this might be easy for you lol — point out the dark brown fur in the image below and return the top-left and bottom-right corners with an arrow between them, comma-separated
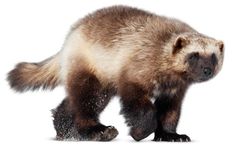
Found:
55,64 -> 118,140
119,79 -> 157,141
153,80 -> 190,141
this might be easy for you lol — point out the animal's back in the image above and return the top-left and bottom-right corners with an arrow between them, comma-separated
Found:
77,5 -> 194,47
60,6 -> 194,84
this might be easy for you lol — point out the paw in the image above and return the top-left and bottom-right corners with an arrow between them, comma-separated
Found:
153,132 -> 191,142
56,125 -> 118,141
130,126 -> 155,141
95,126 -> 119,141
82,125 -> 119,141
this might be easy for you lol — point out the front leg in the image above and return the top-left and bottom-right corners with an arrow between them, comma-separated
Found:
119,82 -> 157,141
154,93 -> 191,142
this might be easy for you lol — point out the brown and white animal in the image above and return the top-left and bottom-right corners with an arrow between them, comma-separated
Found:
7,5 -> 224,141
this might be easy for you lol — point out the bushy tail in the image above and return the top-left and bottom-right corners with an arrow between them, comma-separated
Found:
7,54 -> 61,92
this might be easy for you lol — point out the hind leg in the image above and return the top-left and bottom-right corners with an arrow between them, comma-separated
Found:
53,99 -> 77,140
53,68 -> 118,141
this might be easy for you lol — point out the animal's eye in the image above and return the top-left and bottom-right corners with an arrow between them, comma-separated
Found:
211,53 -> 218,66
189,52 -> 199,61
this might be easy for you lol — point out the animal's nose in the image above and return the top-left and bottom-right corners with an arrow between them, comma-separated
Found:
203,67 -> 212,77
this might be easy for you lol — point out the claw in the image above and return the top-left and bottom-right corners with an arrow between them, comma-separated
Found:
108,126 -> 114,129
153,132 -> 191,142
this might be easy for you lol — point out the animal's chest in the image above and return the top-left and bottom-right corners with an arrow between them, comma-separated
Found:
151,81 -> 179,98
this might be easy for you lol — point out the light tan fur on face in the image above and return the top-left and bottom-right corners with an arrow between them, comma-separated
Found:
171,33 -> 224,76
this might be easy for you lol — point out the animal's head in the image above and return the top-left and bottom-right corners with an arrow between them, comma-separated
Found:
172,33 -> 224,82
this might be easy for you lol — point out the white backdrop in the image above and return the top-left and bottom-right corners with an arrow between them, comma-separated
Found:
0,0 -> 235,149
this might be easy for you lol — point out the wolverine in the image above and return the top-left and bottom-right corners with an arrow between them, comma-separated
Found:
7,5 -> 224,142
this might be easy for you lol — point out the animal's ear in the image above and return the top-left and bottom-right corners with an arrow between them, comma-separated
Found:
172,36 -> 189,54
216,40 -> 224,53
